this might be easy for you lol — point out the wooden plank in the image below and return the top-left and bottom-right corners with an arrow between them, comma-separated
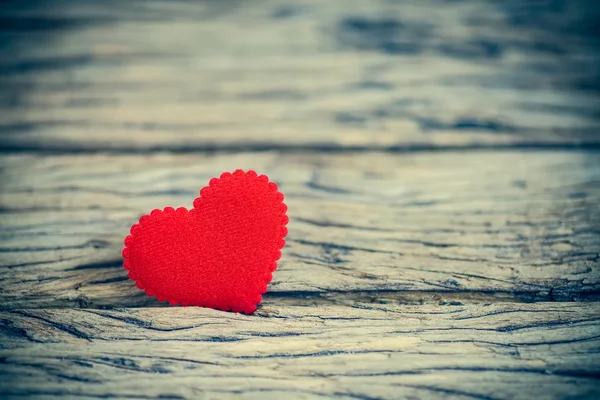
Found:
1,303 -> 599,399
1,0 -> 599,151
1,151 -> 599,309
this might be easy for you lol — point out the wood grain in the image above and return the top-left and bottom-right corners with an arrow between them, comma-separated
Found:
1,151 -> 598,309
1,303 -> 599,399
1,0 -> 599,152
1,1 -> 599,398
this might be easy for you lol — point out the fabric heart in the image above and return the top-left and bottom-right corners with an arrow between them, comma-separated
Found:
122,170 -> 288,314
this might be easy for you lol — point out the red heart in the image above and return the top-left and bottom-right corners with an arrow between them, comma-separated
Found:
122,170 -> 288,314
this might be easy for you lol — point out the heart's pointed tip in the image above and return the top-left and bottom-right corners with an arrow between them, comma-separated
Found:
241,302 -> 259,315
230,305 -> 244,313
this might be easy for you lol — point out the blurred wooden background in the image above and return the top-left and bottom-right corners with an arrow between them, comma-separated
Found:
1,0 -> 599,399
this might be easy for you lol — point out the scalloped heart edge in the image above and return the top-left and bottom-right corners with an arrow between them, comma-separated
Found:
122,169 -> 289,314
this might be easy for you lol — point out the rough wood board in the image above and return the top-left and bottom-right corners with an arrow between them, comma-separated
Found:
1,1 -> 599,398
1,151 -> 598,309
1,0 -> 599,151
1,303 -> 599,399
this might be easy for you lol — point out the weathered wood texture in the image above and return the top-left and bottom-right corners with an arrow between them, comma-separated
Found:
1,0 -> 599,151
1,151 -> 599,309
1,0 -> 600,398
1,303 -> 600,399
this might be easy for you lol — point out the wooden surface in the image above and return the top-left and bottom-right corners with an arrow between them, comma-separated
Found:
1,0 -> 600,399
1,151 -> 600,310
2,304 -> 600,399
1,0 -> 600,152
